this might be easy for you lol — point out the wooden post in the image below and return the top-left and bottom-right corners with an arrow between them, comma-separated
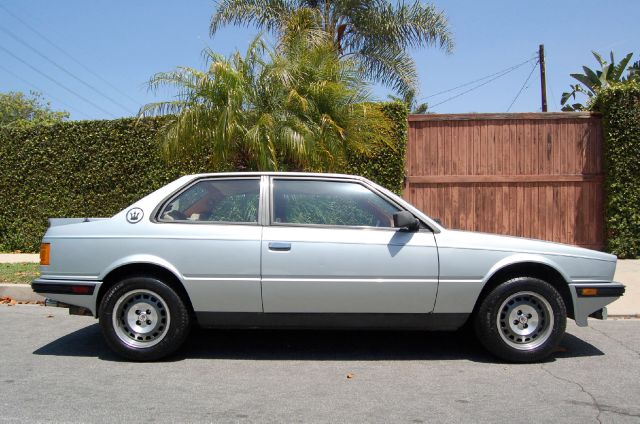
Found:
539,44 -> 548,112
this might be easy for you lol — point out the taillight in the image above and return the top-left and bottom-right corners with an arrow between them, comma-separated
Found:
40,243 -> 50,265
71,285 -> 92,294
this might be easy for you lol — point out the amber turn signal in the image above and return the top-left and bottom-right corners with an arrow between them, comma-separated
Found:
580,288 -> 598,296
40,243 -> 50,266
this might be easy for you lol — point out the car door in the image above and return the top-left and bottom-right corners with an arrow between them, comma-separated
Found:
153,177 -> 264,313
261,177 -> 439,313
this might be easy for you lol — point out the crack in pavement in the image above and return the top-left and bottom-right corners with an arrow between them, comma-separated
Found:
589,325 -> 640,356
541,364 -> 640,421
568,401 -> 640,419
541,364 -> 603,423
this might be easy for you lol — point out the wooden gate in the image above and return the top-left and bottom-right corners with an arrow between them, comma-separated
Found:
405,112 -> 604,250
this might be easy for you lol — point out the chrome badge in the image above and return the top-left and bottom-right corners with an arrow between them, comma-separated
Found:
126,207 -> 144,224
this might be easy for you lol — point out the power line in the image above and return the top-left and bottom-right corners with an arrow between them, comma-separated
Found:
419,56 -> 537,102
506,59 -> 539,112
0,63 -> 91,119
0,25 -> 135,115
0,44 -> 118,118
0,3 -> 141,108
428,61 -> 535,110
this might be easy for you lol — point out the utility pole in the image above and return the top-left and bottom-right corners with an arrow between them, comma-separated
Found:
539,44 -> 548,112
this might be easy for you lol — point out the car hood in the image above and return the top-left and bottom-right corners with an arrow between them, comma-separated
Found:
435,229 -> 617,262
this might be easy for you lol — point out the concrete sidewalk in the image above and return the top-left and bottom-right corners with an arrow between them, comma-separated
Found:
608,259 -> 639,316
0,253 -> 39,263
0,254 -> 40,302
0,254 -> 637,316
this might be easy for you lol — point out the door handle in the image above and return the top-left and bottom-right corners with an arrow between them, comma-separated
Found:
268,242 -> 291,251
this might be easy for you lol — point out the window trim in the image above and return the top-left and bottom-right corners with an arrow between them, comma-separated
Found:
152,176 -> 264,226
268,176 -> 409,231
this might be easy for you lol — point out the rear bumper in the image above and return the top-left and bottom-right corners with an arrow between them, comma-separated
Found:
32,278 -> 101,317
32,281 -> 97,295
569,282 -> 625,326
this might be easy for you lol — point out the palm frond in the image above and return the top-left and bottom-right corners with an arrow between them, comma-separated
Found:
337,0 -> 453,53
612,53 -> 634,81
210,0 -> 294,36
354,45 -> 418,97
138,100 -> 188,118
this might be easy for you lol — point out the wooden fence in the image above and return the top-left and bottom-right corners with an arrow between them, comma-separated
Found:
404,112 -> 604,250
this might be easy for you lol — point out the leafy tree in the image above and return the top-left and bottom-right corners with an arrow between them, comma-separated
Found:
561,51 -> 635,111
0,91 -> 69,128
210,0 -> 453,100
140,26 -> 391,172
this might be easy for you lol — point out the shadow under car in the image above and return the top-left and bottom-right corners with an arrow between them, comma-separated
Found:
33,323 -> 604,363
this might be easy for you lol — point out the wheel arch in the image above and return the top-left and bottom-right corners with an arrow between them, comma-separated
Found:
97,261 -> 195,321
473,257 -> 574,319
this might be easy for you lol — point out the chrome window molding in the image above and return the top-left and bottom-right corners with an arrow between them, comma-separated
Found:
151,176 -> 263,226
267,176 -> 426,231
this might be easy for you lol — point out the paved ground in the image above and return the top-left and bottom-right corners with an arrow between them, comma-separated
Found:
1,305 -> 639,423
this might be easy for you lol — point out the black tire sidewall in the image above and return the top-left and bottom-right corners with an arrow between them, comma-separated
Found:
99,276 -> 191,361
475,277 -> 566,363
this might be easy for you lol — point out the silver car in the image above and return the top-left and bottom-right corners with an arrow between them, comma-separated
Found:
32,173 -> 625,362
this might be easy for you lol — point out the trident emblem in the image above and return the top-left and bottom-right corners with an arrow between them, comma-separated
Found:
126,207 -> 144,223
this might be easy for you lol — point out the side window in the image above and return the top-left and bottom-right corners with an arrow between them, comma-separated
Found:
272,179 -> 400,227
159,179 -> 260,223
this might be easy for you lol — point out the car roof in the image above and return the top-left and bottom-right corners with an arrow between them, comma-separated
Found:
185,172 -> 368,181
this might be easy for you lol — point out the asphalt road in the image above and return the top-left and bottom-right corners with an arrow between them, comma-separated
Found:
1,305 -> 639,423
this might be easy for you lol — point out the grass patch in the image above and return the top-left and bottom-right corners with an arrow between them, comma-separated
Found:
0,263 -> 40,284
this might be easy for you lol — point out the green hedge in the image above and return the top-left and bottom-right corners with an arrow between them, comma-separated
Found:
593,82 -> 640,258
0,102 -> 407,252
345,102 -> 407,194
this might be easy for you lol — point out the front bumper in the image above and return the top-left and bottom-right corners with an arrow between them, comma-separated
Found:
32,278 -> 102,317
569,282 -> 625,326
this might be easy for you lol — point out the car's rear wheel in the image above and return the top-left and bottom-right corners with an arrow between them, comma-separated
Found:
99,276 -> 191,361
474,277 -> 566,362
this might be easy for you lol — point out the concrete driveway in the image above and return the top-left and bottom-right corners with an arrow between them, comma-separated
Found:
1,305 -> 638,423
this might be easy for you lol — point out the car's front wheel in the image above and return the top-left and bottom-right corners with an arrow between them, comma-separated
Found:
474,277 -> 566,362
99,276 -> 191,361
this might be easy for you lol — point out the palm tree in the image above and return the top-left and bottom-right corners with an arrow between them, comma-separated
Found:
139,29 -> 391,171
561,51 -> 634,111
210,0 -> 453,100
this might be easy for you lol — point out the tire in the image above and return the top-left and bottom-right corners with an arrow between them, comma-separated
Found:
99,276 -> 191,361
474,277 -> 566,363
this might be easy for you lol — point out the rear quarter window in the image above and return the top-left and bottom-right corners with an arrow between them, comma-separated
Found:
159,179 -> 260,223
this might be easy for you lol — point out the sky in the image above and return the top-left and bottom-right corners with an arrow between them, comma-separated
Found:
0,0 -> 638,120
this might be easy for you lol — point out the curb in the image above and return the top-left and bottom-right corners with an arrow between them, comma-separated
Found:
0,284 -> 44,303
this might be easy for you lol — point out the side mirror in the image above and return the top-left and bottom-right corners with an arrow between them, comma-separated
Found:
393,211 -> 420,232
